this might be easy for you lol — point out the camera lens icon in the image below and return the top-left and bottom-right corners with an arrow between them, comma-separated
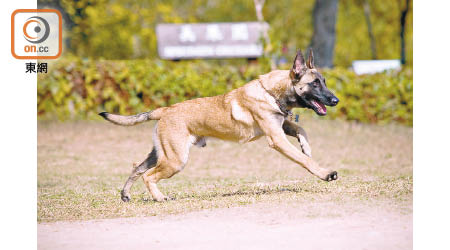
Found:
23,16 -> 50,44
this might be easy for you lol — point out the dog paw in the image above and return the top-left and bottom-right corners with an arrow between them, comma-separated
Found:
121,190 -> 131,202
154,195 -> 174,202
325,171 -> 338,182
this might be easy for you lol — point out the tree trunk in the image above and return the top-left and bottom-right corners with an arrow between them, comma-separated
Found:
400,0 -> 410,65
363,0 -> 377,59
253,0 -> 276,70
310,0 -> 339,68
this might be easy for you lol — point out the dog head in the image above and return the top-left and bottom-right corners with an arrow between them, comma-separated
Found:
289,49 -> 339,116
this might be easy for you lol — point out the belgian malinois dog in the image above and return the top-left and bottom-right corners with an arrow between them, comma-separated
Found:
100,49 -> 339,202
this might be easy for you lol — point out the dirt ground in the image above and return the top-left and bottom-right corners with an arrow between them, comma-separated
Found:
38,201 -> 412,250
38,117 -> 412,249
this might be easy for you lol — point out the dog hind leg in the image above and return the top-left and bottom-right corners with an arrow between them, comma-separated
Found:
120,147 -> 158,202
141,123 -> 194,201
142,162 -> 182,202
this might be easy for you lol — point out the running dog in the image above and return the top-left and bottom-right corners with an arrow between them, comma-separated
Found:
100,49 -> 339,202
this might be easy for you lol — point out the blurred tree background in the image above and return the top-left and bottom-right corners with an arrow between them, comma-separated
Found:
37,0 -> 413,125
38,0 -> 412,66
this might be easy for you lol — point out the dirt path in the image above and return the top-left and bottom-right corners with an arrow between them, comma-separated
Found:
38,201 -> 412,250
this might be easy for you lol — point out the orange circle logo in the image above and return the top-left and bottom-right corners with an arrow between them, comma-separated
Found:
23,16 -> 50,44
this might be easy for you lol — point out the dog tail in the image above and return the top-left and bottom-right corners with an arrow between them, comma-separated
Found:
99,107 -> 167,126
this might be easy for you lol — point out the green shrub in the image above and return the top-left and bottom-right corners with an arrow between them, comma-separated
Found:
322,67 -> 413,125
38,58 -> 412,126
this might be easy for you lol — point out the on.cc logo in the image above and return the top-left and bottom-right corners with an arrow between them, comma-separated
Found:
23,16 -> 50,44
11,9 -> 62,59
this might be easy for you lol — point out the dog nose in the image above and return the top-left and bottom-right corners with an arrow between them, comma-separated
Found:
330,97 -> 339,105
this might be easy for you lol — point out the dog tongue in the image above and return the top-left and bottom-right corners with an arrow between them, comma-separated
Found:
312,100 -> 327,114
318,102 -> 326,113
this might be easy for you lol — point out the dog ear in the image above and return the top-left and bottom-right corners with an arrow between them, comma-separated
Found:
307,48 -> 315,69
291,50 -> 306,79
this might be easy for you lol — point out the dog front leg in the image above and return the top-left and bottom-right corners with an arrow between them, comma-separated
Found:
260,117 -> 337,181
282,120 -> 312,157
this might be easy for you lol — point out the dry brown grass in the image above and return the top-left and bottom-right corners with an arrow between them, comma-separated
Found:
37,116 -> 412,222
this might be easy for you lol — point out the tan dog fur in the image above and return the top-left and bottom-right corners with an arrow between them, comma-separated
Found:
100,49 -> 338,202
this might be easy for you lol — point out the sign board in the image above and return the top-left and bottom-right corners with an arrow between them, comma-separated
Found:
352,60 -> 401,75
156,22 -> 267,59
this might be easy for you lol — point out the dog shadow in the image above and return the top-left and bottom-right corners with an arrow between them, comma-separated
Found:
138,184 -> 326,203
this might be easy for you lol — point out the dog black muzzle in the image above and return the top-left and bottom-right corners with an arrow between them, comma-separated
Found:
329,96 -> 339,106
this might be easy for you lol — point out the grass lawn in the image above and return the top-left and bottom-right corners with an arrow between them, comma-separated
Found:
37,116 -> 412,222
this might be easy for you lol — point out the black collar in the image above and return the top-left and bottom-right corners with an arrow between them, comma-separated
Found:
258,79 -> 292,117
275,99 -> 292,117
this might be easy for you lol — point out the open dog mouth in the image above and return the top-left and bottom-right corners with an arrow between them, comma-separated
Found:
311,99 -> 327,116
293,93 -> 329,116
